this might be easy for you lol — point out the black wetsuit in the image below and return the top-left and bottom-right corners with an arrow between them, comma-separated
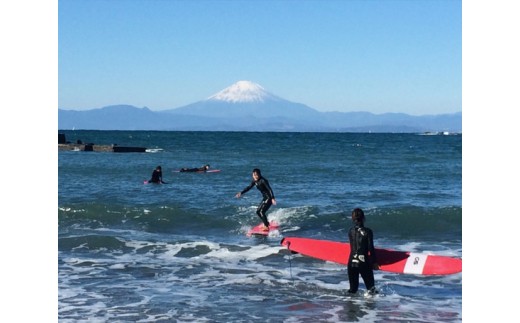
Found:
240,176 -> 275,227
347,224 -> 377,293
149,170 -> 164,183
180,167 -> 205,172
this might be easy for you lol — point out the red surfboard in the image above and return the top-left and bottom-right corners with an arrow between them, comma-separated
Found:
247,222 -> 280,237
280,237 -> 461,275
173,169 -> 221,173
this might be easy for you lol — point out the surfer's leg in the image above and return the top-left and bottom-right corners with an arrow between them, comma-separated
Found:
256,200 -> 272,228
347,265 -> 359,293
360,265 -> 376,292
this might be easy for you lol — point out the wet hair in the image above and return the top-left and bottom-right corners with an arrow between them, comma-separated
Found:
156,166 -> 162,170
352,208 -> 365,223
252,168 -> 261,176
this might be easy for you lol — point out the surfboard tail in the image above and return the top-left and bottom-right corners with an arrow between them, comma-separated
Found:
247,222 -> 280,237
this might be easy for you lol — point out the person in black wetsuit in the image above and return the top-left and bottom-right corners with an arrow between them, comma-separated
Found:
149,165 -> 167,184
235,168 -> 277,231
180,164 -> 210,172
347,208 -> 379,295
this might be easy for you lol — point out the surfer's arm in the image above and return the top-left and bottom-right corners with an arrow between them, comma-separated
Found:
262,178 -> 276,201
269,186 -> 277,205
367,229 -> 378,268
236,181 -> 254,198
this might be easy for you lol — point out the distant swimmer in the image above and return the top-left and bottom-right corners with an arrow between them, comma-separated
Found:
148,165 -> 167,184
235,168 -> 276,231
180,164 -> 210,172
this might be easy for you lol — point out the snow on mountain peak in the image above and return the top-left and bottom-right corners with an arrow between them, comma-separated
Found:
207,80 -> 279,103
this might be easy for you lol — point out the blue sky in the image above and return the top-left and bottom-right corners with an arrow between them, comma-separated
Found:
58,0 -> 461,115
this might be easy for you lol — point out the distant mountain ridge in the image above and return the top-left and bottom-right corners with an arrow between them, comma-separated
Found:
58,81 -> 461,132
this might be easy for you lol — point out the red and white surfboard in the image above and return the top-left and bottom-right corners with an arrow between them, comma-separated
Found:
280,237 -> 461,275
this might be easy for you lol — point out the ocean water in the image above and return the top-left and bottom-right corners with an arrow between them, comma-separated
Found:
58,131 -> 462,322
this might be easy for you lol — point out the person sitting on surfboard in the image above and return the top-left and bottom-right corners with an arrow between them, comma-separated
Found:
148,165 -> 167,184
347,208 -> 379,295
235,168 -> 276,231
180,164 -> 210,172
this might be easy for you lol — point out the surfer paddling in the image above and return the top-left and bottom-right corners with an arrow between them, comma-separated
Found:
180,164 -> 210,172
347,208 -> 379,295
235,168 -> 276,231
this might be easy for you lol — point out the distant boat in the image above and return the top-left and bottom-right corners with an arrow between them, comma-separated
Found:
112,146 -> 147,153
419,131 -> 457,136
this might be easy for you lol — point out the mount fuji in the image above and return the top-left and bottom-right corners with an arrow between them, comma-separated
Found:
166,80 -> 322,124
207,80 -> 282,103
58,80 -> 462,132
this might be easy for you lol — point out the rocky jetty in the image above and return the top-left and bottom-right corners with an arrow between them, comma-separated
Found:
58,133 -> 146,152
58,143 -> 114,152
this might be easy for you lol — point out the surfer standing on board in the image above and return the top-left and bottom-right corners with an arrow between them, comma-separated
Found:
347,208 -> 379,295
148,165 -> 167,184
235,168 -> 276,231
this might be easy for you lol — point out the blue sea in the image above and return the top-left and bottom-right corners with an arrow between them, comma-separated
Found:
58,131 -> 462,322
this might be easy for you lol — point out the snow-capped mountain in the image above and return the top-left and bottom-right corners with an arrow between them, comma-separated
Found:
168,81 -> 321,121
207,80 -> 282,103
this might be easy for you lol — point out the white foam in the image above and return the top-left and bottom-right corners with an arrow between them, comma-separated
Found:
205,244 -> 282,262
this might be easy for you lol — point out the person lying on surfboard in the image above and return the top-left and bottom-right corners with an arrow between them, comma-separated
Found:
180,164 -> 210,172
148,165 -> 167,184
235,168 -> 276,231
348,208 -> 379,295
